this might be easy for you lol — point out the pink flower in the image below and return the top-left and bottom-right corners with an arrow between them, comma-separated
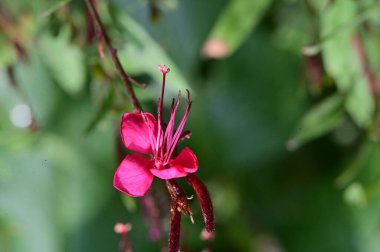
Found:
113,65 -> 199,197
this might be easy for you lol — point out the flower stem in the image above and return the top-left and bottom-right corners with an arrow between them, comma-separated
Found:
168,201 -> 181,252
166,179 -> 193,222
83,0 -> 142,112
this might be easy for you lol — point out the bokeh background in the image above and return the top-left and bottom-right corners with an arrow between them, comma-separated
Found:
2,0 -> 380,251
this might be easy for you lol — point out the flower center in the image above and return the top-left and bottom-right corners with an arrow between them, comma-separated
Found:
154,159 -> 165,170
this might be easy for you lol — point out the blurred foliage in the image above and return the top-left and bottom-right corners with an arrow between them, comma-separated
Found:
2,0 -> 380,252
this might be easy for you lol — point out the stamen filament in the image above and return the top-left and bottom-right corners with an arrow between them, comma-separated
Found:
165,90 -> 192,163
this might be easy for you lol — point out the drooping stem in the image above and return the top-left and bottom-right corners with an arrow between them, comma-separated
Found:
168,201 -> 181,252
187,174 -> 214,232
83,0 -> 142,112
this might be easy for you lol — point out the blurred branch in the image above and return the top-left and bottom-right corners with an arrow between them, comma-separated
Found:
83,0 -> 142,112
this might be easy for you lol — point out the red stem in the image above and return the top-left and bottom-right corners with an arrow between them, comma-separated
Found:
168,201 -> 181,252
83,0 -> 142,112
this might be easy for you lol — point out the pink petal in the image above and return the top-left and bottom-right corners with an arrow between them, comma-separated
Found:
170,147 -> 199,173
150,166 -> 187,179
114,154 -> 154,197
121,113 -> 157,154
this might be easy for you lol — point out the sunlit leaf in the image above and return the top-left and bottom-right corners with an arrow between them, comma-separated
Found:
321,0 -> 374,127
344,182 -> 367,208
202,0 -> 272,58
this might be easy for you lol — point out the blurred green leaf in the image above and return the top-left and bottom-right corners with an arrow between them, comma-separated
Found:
14,51 -> 63,127
40,0 -> 72,18
116,13 -> 191,97
85,86 -> 115,134
336,140 -> 378,188
307,0 -> 329,15
344,182 -> 367,208
0,36 -> 17,68
288,94 -> 344,150
39,27 -> 86,96
345,76 -> 374,127
321,0 -> 357,92
321,0 -> 374,127
121,194 -> 137,212
203,0 -> 272,58
41,134 -> 110,233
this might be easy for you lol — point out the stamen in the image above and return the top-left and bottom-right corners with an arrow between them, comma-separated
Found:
165,90 -> 192,163
156,98 -> 163,155
157,65 -> 170,125
164,91 -> 181,155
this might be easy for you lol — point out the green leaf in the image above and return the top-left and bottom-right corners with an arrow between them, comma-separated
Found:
115,13 -> 191,97
344,182 -> 367,208
345,77 -> 374,127
0,35 -> 17,68
321,0 -> 374,127
321,0 -> 358,92
14,51 -> 63,127
336,141 -> 378,187
39,27 -> 86,96
85,86 -> 115,134
287,94 -> 344,150
203,0 -> 272,58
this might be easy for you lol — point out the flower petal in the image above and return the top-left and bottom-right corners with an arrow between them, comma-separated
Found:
114,154 -> 154,197
170,147 -> 199,173
121,112 -> 157,154
150,166 -> 187,179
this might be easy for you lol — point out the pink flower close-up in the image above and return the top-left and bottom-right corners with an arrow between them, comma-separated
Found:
113,65 -> 199,197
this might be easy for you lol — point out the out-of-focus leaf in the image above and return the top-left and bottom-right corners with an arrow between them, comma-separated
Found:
121,194 -> 137,212
345,77 -> 374,127
40,134 -> 110,233
287,94 -> 344,150
321,0 -> 357,91
85,86 -> 115,134
0,131 -> 111,252
115,12 -> 191,97
337,140 -> 380,202
321,0 -> 374,127
0,36 -> 17,68
344,182 -> 367,208
202,0 -> 272,58
40,0 -> 72,18
362,28 -> 380,78
14,51 -> 62,127
336,141 -> 377,187
39,27 -> 85,96
307,0 -> 329,15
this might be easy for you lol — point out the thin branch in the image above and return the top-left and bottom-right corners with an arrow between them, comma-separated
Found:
83,0 -> 142,112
